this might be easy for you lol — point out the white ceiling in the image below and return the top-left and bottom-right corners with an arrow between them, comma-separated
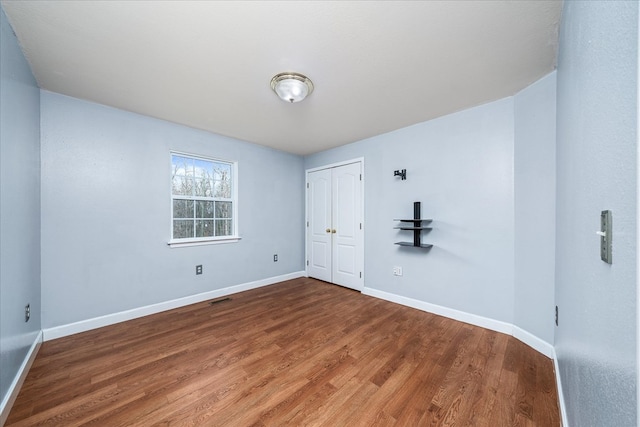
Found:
1,1 -> 561,156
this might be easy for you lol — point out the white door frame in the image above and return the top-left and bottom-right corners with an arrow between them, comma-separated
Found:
305,157 -> 365,288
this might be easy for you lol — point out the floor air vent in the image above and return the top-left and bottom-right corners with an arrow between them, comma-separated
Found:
209,297 -> 231,305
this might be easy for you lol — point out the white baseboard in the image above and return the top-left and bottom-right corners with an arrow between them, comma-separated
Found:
0,330 -> 42,426
43,271 -> 305,341
553,349 -> 570,427
362,287 -> 513,335
362,288 -> 556,356
512,325 -> 555,358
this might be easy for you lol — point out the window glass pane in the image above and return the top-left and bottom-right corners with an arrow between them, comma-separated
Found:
173,199 -> 193,218
215,201 -> 232,218
173,220 -> 194,239
213,163 -> 231,181
204,180 -> 214,197
215,219 -> 232,236
172,176 -> 193,196
194,178 -> 212,197
194,158 -> 214,180
196,220 -> 214,237
214,180 -> 231,198
196,201 -> 214,218
172,155 -> 193,176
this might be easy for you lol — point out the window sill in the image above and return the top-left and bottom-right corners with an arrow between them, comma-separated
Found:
168,236 -> 241,248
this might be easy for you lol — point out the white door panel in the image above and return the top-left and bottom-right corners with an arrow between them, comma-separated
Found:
311,241 -> 329,267
307,169 -> 331,282
336,244 -> 356,274
332,163 -> 361,290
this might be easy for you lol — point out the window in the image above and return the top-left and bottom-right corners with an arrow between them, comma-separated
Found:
170,152 -> 238,246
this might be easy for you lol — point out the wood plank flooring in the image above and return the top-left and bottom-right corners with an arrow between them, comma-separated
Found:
6,278 -> 560,426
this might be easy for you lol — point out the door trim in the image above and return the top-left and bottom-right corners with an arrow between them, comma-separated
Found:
305,157 -> 365,287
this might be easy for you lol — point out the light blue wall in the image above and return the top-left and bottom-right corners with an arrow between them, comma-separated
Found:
555,1 -> 638,426
306,75 -> 559,345
0,8 -> 41,407
40,91 -> 305,329
306,98 -> 517,324
514,72 -> 557,344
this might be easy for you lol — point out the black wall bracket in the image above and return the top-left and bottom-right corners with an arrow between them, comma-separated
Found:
394,169 -> 407,180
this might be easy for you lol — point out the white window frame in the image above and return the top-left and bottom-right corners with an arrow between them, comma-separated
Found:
168,151 -> 240,248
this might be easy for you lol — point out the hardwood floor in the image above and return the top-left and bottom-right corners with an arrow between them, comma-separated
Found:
6,278 -> 560,426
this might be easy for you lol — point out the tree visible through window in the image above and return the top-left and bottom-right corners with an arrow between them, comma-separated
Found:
171,153 -> 235,241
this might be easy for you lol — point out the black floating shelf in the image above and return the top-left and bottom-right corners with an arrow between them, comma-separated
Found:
393,226 -> 432,230
395,242 -> 433,248
394,202 -> 433,249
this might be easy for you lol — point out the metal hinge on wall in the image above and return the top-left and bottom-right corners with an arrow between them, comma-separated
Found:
307,183 -> 309,189
306,260 -> 309,266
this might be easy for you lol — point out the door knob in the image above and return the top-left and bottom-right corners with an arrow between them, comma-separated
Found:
332,229 -> 337,234
326,228 -> 331,233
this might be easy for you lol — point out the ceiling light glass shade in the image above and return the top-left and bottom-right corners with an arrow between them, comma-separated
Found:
270,72 -> 314,103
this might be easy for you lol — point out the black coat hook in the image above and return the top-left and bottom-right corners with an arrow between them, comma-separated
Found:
394,169 -> 407,180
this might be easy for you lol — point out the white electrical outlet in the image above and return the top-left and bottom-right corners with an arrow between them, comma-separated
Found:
393,266 -> 403,276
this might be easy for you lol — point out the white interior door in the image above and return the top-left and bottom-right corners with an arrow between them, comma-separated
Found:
307,162 -> 363,291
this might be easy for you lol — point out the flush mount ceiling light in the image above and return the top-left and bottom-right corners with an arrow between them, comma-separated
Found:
270,72 -> 314,103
